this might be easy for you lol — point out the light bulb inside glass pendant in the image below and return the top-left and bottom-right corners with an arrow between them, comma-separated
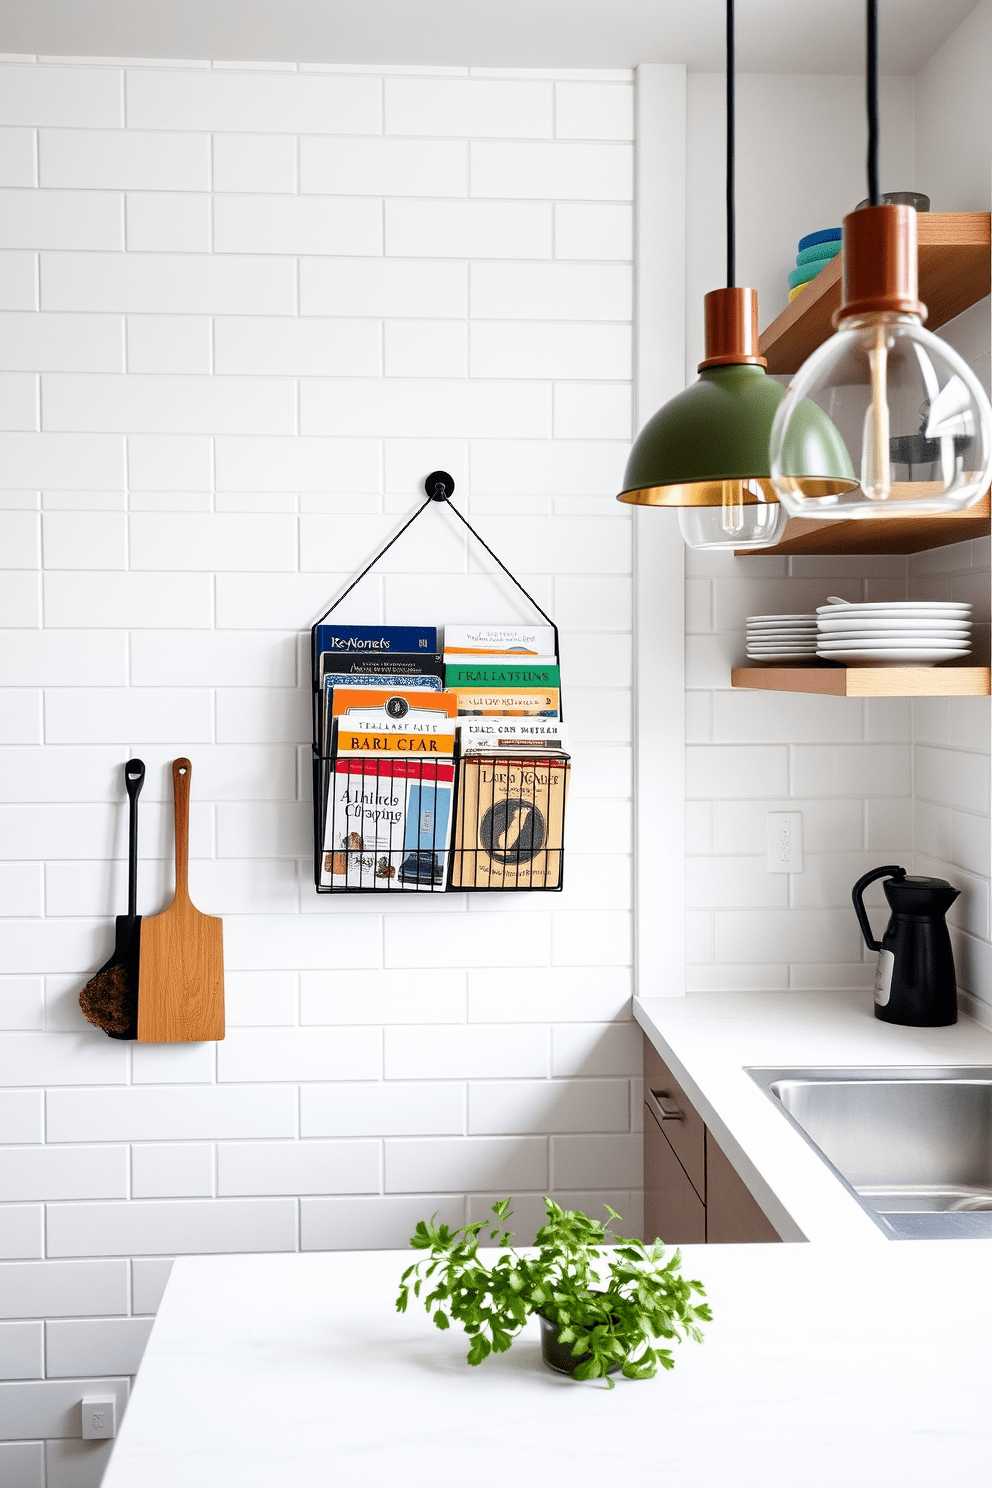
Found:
770,312 -> 992,518
769,208 -> 992,521
678,481 -> 787,549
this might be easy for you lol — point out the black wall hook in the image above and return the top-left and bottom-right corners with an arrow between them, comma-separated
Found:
425,470 -> 455,502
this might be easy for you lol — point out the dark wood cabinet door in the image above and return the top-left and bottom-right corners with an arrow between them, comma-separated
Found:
643,1038 -> 706,1200
644,1101 -> 706,1246
705,1130 -> 781,1243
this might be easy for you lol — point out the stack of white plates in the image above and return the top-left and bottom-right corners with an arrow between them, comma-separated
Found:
746,613 -> 818,660
815,601 -> 972,665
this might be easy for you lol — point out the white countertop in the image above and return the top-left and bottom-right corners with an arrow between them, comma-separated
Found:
104,1243 -> 991,1487
104,989 -> 992,1483
634,988 -> 992,1244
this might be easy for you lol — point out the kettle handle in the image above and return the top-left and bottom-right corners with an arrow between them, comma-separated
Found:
852,865 -> 906,951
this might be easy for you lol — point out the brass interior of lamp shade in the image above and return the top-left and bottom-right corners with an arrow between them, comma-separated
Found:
618,477 -> 856,508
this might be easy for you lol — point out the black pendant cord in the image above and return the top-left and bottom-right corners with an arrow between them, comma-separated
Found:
726,0 -> 735,286
866,0 -> 880,205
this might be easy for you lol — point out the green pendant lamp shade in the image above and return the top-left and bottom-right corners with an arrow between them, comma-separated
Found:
619,360 -> 855,505
617,289 -> 857,539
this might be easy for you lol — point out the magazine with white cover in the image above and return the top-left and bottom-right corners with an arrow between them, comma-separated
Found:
458,718 -> 568,751
321,756 -> 406,888
321,730 -> 455,891
443,623 -> 556,659
336,713 -> 455,738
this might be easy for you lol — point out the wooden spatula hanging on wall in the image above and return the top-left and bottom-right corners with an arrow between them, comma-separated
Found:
138,758 -> 225,1043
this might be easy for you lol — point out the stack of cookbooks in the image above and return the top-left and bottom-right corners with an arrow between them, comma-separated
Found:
317,624 -> 456,891
443,624 -> 560,718
315,623 -> 443,757
444,624 -> 569,891
316,621 -> 569,892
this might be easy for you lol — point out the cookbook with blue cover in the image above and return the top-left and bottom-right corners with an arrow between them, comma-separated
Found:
315,625 -> 437,665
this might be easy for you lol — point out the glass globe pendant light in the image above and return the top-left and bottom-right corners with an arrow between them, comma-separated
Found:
769,0 -> 992,521
617,0 -> 857,549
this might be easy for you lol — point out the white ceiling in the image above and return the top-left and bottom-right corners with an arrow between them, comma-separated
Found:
0,0 -> 980,74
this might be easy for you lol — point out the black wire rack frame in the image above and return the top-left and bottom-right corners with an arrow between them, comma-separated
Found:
309,473 -> 568,896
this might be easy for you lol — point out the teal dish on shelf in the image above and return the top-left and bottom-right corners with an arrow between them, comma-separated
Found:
796,241 -> 842,267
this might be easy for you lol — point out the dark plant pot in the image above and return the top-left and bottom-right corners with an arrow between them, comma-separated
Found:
537,1312 -> 622,1377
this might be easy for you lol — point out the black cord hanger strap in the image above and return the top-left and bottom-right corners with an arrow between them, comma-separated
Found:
311,473 -> 557,672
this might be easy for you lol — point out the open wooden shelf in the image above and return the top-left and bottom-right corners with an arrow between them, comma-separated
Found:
736,489 -> 991,557
760,212 -> 991,374
731,665 -> 991,698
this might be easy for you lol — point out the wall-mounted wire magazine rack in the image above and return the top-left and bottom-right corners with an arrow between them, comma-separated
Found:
310,472 -> 569,896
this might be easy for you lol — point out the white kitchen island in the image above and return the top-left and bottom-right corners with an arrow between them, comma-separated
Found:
103,1240 -> 991,1486
104,992 -> 992,1483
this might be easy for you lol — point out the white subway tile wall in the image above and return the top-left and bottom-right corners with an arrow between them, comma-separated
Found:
0,56 -> 636,1480
688,548 -> 908,991
686,299 -> 991,1006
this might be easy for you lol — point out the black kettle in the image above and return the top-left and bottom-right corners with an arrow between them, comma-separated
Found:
852,865 -> 960,1027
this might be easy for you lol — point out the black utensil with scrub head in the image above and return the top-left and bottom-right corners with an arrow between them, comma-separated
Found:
79,758 -> 145,1039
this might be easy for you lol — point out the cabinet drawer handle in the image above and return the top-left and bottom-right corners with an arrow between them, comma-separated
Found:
646,1089 -> 684,1124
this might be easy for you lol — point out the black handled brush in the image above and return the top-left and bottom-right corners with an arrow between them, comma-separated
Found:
79,759 -> 145,1039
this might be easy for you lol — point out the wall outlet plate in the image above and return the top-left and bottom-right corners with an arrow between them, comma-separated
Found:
81,1395 -> 116,1440
767,812 -> 803,873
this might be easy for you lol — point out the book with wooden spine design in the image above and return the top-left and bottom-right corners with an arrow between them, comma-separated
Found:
450,754 -> 569,890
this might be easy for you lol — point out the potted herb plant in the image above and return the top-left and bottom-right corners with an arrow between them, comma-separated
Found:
397,1198 -> 712,1386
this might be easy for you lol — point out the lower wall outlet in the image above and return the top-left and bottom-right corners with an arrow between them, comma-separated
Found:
766,812 -> 804,873
81,1396 -> 116,1440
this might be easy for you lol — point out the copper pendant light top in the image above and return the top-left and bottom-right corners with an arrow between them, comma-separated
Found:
697,286 -> 768,370
834,203 -> 928,326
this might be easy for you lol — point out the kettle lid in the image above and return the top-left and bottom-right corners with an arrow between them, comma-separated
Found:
899,875 -> 953,890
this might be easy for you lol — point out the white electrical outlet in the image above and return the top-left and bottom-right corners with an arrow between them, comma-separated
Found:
767,811 -> 803,873
81,1395 -> 116,1440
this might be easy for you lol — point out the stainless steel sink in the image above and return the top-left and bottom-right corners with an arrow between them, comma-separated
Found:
746,1066 -> 992,1239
